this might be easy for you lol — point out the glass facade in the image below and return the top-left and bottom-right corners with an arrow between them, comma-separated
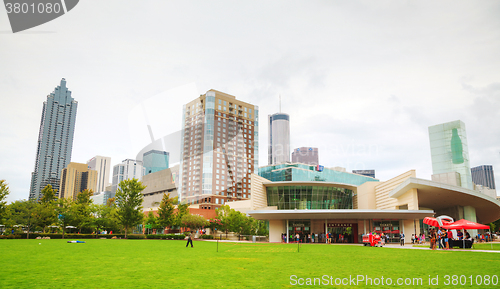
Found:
259,163 -> 378,186
29,78 -> 78,200
429,120 -> 473,189
266,185 -> 353,210
471,165 -> 496,190
143,150 -> 169,175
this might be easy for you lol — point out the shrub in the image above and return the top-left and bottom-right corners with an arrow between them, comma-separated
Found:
198,235 -> 214,239
127,234 -> 146,239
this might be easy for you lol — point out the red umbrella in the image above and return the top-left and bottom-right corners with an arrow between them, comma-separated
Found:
442,219 -> 491,249
423,217 -> 452,227
442,219 -> 489,230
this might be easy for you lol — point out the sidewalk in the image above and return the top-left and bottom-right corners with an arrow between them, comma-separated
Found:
382,242 -> 500,253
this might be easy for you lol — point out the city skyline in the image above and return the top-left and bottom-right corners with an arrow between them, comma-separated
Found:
1,1 -> 500,202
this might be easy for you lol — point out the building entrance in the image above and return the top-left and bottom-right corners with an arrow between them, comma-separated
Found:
288,220 -> 311,243
327,223 -> 358,243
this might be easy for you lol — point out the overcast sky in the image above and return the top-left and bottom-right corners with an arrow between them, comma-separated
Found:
1,1 -> 499,203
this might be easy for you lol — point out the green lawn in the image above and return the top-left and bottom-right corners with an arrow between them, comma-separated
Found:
1,240 -> 499,288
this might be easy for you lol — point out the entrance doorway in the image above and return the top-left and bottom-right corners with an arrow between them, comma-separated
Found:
327,223 -> 358,243
288,220 -> 311,243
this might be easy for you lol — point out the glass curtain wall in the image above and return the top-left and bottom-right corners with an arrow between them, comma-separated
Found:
266,185 -> 353,210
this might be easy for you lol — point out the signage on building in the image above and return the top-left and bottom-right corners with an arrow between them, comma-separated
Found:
327,223 -> 353,227
316,165 -> 324,172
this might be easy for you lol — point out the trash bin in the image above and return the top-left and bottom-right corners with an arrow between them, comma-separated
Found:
252,236 -> 256,243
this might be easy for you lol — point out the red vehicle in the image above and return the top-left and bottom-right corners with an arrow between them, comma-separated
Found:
362,234 -> 383,247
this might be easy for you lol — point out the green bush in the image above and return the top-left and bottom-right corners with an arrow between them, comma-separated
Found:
198,235 -> 214,239
17,233 -> 127,239
145,234 -> 187,240
127,234 -> 146,239
0,234 -> 21,239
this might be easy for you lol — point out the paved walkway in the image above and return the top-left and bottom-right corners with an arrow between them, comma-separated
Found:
382,243 -> 500,253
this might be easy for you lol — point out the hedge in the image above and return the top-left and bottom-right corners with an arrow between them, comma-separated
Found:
17,233 -> 127,239
198,235 -> 214,239
145,234 -> 187,240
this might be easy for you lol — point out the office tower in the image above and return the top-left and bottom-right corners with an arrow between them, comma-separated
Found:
180,89 -> 258,209
471,165 -> 496,190
29,78 -> 78,200
59,162 -> 97,200
111,159 -> 145,195
352,170 -> 376,178
428,120 -> 473,190
268,113 -> 290,165
291,147 -> 319,165
87,155 -> 111,194
143,150 -> 169,175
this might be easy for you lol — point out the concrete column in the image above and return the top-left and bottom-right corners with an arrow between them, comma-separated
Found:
464,206 -> 478,238
325,219 -> 327,244
286,219 -> 289,244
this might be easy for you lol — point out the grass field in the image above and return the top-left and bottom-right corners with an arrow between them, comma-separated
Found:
1,239 -> 499,288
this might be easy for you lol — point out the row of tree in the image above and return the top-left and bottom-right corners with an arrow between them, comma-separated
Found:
0,179 -> 268,238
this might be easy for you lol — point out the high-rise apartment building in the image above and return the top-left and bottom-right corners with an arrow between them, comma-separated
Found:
291,147 -> 319,165
143,150 -> 169,175
180,89 -> 258,209
268,113 -> 290,165
59,162 -> 97,200
428,120 -> 473,190
111,159 -> 145,195
87,155 -> 111,194
29,78 -> 78,200
471,165 -> 496,190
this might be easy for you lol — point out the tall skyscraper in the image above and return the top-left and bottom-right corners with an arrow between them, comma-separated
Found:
59,162 -> 97,200
143,150 -> 169,175
87,155 -> 111,194
268,113 -> 290,165
29,78 -> 78,200
428,120 -> 473,190
179,89 -> 258,209
111,159 -> 144,195
471,165 -> 496,190
291,147 -> 319,165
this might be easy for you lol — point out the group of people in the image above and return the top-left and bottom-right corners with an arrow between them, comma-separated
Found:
281,232 -> 353,243
419,228 -> 472,250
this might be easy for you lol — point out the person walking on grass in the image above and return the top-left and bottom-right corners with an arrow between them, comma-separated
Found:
186,232 -> 193,248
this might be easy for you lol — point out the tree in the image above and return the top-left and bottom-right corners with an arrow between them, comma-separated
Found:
9,200 -> 37,239
93,203 -> 119,234
56,197 -> 74,239
34,185 -> 57,233
216,205 -> 232,237
181,214 -> 208,231
70,189 -> 94,233
174,202 -> 189,228
115,179 -> 145,238
157,193 -> 175,231
144,211 -> 158,234
0,180 -> 10,222
40,184 -> 57,203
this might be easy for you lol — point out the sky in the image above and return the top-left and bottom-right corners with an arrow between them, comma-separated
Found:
1,1 -> 499,203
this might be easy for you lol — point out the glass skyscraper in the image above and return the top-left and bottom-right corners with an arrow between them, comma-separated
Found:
180,90 -> 258,209
29,79 -> 78,200
143,150 -> 169,175
428,120 -> 473,190
268,113 -> 290,165
471,165 -> 496,190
